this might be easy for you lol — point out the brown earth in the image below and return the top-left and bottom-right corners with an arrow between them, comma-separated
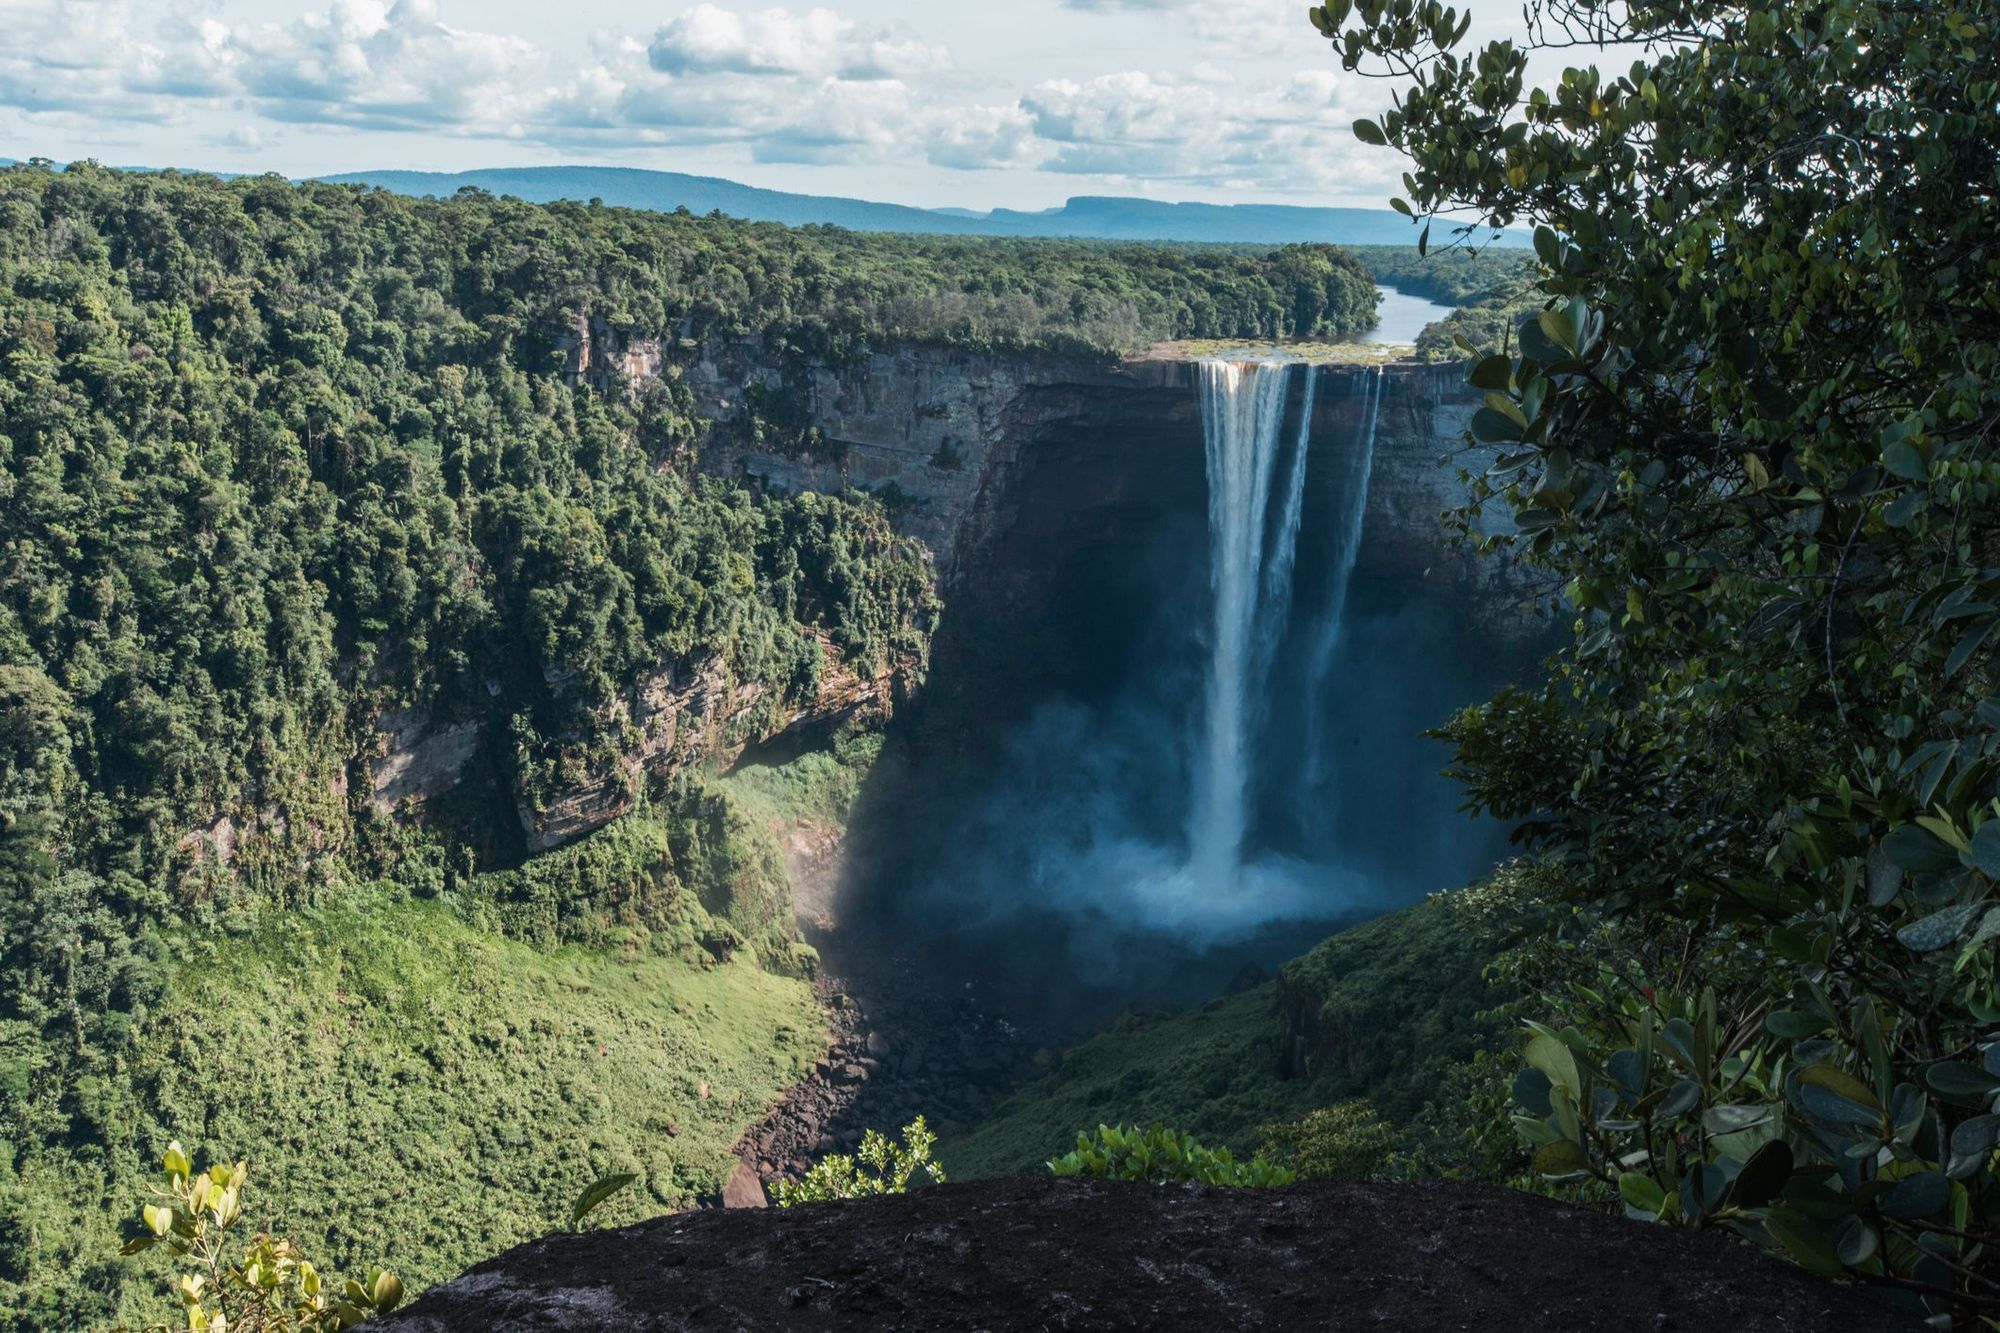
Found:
377,1174 -> 1923,1332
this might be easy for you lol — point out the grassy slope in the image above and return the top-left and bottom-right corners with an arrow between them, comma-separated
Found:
944,893 -> 1500,1178
10,894 -> 820,1330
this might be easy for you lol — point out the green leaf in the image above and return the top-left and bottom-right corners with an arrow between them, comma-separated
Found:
1702,1104 -> 1775,1135
1896,904 -> 1978,953
1512,1067 -> 1553,1116
1878,1170 -> 1949,1220
1834,1218 -> 1880,1267
1791,1065 -> 1881,1127
1946,1114 -> 2000,1179
1866,844 -> 1904,906
1352,118 -> 1387,146
1470,407 -> 1524,443
1533,225 -> 1562,269
1764,1009 -> 1824,1041
1971,821 -> 2000,878
1881,824 -> 1958,873
1468,355 -> 1513,391
1657,1079 -> 1701,1119
1727,1140 -> 1793,1209
1765,1207 -> 1843,1276
1534,1138 -> 1591,1176
1525,1032 -> 1580,1096
1882,439 -> 1927,480
570,1172 -> 639,1227
1537,308 -> 1579,354
1921,1062 -> 2000,1099
1619,1171 -> 1667,1215
372,1270 -> 406,1314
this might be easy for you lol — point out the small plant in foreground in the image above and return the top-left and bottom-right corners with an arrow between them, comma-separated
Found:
772,1117 -> 947,1206
113,1142 -> 403,1332
1049,1125 -> 1295,1187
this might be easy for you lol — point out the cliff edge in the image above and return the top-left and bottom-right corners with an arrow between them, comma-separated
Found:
377,1175 -> 1919,1332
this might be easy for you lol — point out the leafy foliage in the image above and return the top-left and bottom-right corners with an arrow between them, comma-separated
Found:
110,1143 -> 403,1333
1048,1125 -> 1295,1188
771,1118 -> 947,1207
1256,1102 -> 1401,1182
1317,0 -> 2000,1315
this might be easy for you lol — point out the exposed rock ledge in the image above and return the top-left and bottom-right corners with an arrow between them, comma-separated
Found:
377,1175 -> 1918,1332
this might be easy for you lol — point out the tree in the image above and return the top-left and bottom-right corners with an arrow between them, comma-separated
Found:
1311,0 -> 2000,1317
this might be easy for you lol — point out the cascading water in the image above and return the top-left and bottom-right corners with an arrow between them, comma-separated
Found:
1187,361 -> 1295,882
1302,364 -> 1384,798
1186,358 -> 1380,894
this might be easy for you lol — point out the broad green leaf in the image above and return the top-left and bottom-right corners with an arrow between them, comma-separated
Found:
1881,824 -> 1958,873
1921,1062 -> 2000,1099
1896,904 -> 1978,953
1764,1207 -> 1843,1277
1970,821 -> 2000,878
1619,1171 -> 1666,1215
1525,1033 -> 1580,1096
1878,1170 -> 1949,1219
570,1172 -> 639,1227
1882,438 -> 1927,480
1726,1140 -> 1792,1209
1534,1138 -> 1591,1176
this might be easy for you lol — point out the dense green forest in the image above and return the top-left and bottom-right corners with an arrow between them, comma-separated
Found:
0,162 -> 1393,1330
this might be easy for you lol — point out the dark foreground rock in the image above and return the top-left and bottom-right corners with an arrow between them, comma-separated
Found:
379,1175 -> 1922,1332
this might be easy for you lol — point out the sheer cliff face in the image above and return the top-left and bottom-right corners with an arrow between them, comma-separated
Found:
691,342 -> 1527,627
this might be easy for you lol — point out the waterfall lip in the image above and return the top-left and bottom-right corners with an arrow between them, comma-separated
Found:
1129,339 -> 1419,367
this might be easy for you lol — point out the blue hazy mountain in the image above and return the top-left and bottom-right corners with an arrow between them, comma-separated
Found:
321,165 -> 1523,247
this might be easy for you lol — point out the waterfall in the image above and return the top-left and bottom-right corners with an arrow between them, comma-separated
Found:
1311,364 -> 1383,682
1188,360 -> 1382,888
1302,364 -> 1384,801
1188,360 -> 1308,882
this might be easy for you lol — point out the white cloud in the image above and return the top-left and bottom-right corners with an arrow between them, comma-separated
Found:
646,5 -> 946,81
0,0 -> 1407,201
1012,66 -> 1396,191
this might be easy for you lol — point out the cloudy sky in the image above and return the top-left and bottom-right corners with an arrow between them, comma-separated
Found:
0,0 -> 1522,210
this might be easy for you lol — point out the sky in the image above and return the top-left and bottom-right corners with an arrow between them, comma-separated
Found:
0,0 -> 1523,211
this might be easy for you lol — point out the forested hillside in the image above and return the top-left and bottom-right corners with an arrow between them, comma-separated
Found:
0,163 -> 1385,1330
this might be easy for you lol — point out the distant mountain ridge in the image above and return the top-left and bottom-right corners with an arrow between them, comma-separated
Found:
319,165 -> 1528,248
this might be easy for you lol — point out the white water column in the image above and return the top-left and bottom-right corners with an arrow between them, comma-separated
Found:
1188,360 -> 1303,884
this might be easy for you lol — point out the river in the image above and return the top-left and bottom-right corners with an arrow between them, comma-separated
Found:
1360,284 -> 1457,345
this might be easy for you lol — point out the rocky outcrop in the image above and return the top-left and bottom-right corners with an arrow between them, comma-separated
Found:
376,1174 -> 1921,1332
521,633 -> 908,853
370,708 -> 484,818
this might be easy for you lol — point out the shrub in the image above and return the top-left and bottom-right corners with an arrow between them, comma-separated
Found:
1048,1125 -> 1295,1188
1257,1102 -> 1400,1182
111,1143 -> 403,1333
772,1118 -> 947,1206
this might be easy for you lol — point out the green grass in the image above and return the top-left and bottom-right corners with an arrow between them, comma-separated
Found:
944,894 -> 1504,1179
943,983 -> 1326,1177
720,731 -> 882,829
6,893 -> 821,1331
